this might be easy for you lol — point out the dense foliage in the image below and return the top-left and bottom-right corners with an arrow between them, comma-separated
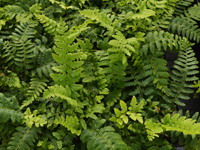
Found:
1,0 -> 200,149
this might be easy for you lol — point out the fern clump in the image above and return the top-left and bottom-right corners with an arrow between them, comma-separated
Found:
1,0 -> 200,150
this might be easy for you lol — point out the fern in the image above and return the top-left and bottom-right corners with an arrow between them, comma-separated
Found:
80,9 -> 116,34
2,21 -> 37,70
54,115 -> 82,136
161,113 -> 200,135
0,93 -> 23,123
184,3 -> 200,21
108,31 -> 144,66
43,84 -> 77,106
123,52 -> 169,100
20,78 -> 49,109
36,127 -> 75,150
80,119 -> 129,150
142,52 -> 170,92
163,47 -> 199,106
140,30 -> 183,55
98,51 -> 126,106
3,5 -> 33,22
7,126 -> 41,150
35,13 -> 68,35
23,107 -> 47,128
31,49 -> 57,78
169,111 -> 200,150
173,0 -> 194,15
0,70 -> 21,88
168,16 -> 200,43
49,23 -> 89,100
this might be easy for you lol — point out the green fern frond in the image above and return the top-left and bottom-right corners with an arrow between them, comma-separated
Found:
54,115 -> 82,135
31,49 -> 57,78
164,47 -> 199,106
168,17 -> 200,43
140,30 -> 183,55
184,3 -> 200,21
20,78 -> 49,109
3,5 -> 33,22
80,119 -> 129,150
43,84 -> 78,106
169,112 -> 200,150
35,14 -> 59,35
0,70 -> 21,88
50,24 -> 89,100
7,126 -> 41,150
2,21 -> 37,69
98,51 -> 126,106
142,52 -> 170,92
173,0 -> 194,15
19,0 -> 51,9
49,0 -> 67,9
108,31 -> 144,66
145,119 -> 163,141
161,114 -> 200,135
124,52 -> 169,98
23,108 -> 47,128
151,9 -> 174,30
0,93 -> 23,123
80,9 -> 116,34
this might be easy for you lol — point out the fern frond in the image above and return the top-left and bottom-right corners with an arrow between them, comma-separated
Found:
173,0 -> 194,15
2,21 -> 37,69
20,78 -> 49,109
184,3 -> 200,21
31,49 -> 57,78
168,17 -> 200,43
23,108 -> 47,128
0,70 -> 21,88
161,114 -> 200,135
34,14 -> 57,35
7,126 -> 41,150
0,93 -> 23,123
142,52 -> 170,92
34,14 -> 68,35
80,119 -> 129,150
140,30 -> 183,55
151,9 -> 174,31
54,115 -> 82,135
43,84 -> 78,106
80,9 -> 117,34
98,51 -> 126,106
3,5 -> 33,22
108,31 -> 144,66
124,52 -> 169,99
169,112 -> 200,149
18,0 -> 51,9
164,47 -> 199,106
50,24 -> 89,99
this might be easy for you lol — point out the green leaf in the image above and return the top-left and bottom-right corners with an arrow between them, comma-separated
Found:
128,112 -> 143,124
52,132 -> 61,140
80,119 -> 87,130
114,108 -> 121,117
48,144 -> 55,149
57,141 -> 62,149
120,100 -> 127,113
120,115 -> 128,124
131,9 -> 155,19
